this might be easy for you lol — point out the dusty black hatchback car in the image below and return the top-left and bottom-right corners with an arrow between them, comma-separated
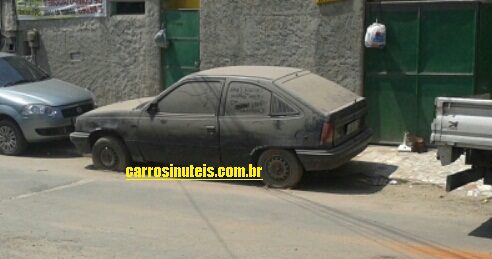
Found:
70,66 -> 372,187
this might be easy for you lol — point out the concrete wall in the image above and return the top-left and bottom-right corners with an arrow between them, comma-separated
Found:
200,0 -> 365,94
17,0 -> 162,105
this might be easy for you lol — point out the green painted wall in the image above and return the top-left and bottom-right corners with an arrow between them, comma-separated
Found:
364,1 -> 487,144
477,3 -> 492,96
162,10 -> 200,88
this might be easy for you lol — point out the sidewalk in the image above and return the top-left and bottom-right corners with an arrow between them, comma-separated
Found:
347,145 -> 492,198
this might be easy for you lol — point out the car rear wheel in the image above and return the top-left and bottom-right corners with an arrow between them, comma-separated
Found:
0,120 -> 27,156
92,136 -> 131,171
258,149 -> 304,188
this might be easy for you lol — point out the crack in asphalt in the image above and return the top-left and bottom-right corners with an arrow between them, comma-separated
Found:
178,182 -> 237,259
1,179 -> 94,202
267,189 -> 482,259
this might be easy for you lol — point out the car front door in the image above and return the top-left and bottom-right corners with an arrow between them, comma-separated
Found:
139,80 -> 223,166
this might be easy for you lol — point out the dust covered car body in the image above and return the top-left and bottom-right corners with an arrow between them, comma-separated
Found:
70,66 -> 372,187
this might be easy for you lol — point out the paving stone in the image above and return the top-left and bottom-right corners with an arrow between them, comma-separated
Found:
354,146 -> 490,197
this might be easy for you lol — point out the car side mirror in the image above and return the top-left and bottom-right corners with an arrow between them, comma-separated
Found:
148,102 -> 158,114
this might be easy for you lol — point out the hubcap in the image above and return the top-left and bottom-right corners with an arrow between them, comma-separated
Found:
100,146 -> 118,168
0,126 -> 17,153
266,156 -> 290,181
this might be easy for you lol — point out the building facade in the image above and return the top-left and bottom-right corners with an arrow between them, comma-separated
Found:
200,0 -> 365,94
12,0 -> 365,105
7,0 -> 492,144
16,0 -> 162,106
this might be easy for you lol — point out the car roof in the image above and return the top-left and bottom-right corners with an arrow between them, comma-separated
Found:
0,52 -> 15,58
193,66 -> 306,81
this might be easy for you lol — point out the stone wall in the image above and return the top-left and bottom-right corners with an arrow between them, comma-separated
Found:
200,0 -> 365,94
17,0 -> 162,105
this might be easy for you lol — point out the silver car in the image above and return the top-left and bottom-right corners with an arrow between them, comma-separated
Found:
0,52 -> 95,155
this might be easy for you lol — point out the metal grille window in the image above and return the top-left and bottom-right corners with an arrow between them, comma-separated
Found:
112,2 -> 145,15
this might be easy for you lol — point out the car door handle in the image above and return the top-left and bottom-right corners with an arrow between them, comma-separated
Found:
448,120 -> 458,128
205,126 -> 216,134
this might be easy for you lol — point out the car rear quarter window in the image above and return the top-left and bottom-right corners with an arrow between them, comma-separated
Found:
158,81 -> 222,115
225,82 -> 272,116
271,95 -> 298,116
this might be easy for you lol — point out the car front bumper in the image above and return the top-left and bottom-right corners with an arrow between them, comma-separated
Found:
18,101 -> 94,143
19,116 -> 76,142
70,132 -> 91,154
295,128 -> 373,171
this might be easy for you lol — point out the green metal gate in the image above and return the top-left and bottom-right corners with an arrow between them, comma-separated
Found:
364,1 -> 492,144
162,9 -> 200,88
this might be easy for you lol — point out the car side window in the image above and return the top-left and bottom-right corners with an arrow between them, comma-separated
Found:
271,95 -> 298,116
225,82 -> 272,116
158,81 -> 222,115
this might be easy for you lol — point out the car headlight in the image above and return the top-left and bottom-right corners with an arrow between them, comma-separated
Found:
22,104 -> 57,117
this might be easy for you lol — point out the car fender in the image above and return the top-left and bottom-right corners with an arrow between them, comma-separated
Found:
88,127 -> 144,163
0,104 -> 25,128
249,145 -> 296,165
250,146 -> 268,163
87,127 -> 120,144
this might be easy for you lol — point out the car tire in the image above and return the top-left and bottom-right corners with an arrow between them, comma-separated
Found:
258,149 -> 304,188
92,136 -> 131,171
0,119 -> 27,156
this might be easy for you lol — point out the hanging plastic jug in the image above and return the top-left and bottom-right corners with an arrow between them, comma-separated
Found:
154,29 -> 169,48
364,22 -> 386,48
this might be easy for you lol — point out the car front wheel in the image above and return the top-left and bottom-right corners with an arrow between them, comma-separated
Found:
0,119 -> 27,156
92,136 -> 131,171
258,149 -> 304,188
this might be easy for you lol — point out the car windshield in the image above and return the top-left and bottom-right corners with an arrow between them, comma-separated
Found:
0,56 -> 50,87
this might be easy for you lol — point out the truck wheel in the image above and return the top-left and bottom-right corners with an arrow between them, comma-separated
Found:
258,149 -> 304,188
0,119 -> 27,156
92,136 -> 131,171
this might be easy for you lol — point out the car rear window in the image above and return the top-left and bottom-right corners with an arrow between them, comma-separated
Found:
278,73 -> 359,114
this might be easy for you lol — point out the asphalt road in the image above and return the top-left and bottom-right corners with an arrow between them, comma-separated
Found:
0,141 -> 491,259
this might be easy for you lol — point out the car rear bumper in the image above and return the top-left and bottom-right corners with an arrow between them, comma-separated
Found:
70,132 -> 91,153
295,128 -> 373,171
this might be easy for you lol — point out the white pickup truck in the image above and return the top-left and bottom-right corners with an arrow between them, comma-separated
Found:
431,97 -> 492,191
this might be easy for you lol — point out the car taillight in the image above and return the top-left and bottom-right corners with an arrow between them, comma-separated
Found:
320,122 -> 334,145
